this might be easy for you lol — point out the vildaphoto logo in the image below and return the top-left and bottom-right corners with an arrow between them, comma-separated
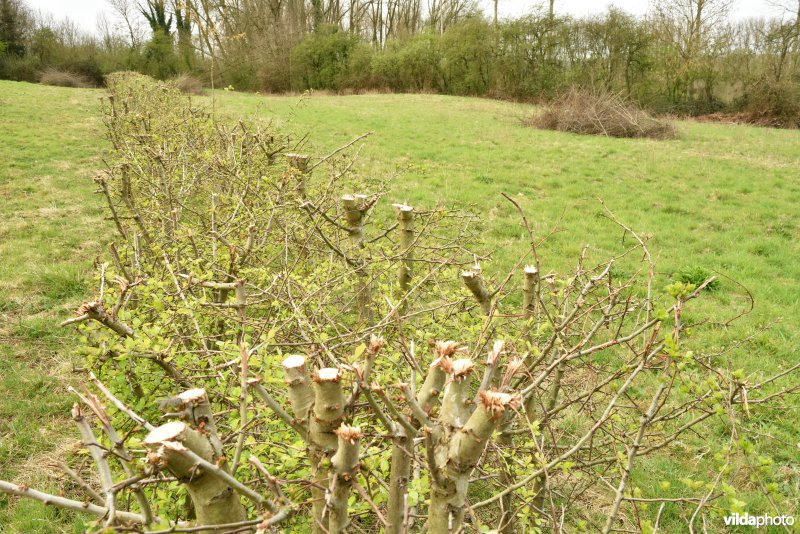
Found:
724,512 -> 795,528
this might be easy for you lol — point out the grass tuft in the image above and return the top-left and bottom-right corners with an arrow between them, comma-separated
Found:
674,266 -> 720,291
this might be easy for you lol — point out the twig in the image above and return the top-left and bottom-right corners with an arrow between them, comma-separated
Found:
89,372 -> 155,431
0,480 -> 145,524
308,132 -> 372,172
231,343 -> 249,474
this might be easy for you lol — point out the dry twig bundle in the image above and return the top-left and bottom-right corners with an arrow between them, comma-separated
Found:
528,87 -> 676,139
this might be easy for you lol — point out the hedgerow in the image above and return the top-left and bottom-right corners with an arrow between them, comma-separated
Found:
2,74 -> 797,533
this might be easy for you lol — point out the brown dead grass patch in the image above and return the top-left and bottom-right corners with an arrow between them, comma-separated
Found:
38,68 -> 94,89
527,88 -> 676,139
171,74 -> 205,96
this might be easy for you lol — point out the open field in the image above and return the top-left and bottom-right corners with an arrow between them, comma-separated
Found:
1,81 -> 799,531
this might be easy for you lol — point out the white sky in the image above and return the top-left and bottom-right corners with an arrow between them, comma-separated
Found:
28,0 -> 793,34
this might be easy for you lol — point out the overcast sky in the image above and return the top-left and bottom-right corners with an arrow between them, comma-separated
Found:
28,0 -> 793,34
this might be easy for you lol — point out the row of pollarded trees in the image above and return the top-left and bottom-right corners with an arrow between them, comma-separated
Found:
1,72 -> 797,532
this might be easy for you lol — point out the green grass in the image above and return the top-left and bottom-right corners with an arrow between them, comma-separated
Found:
213,90 -> 800,528
1,82 -> 799,531
0,80 -> 108,532
218,91 -> 799,385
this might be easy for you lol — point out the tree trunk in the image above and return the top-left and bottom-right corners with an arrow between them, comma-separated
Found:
429,388 -> 518,533
310,368 -> 345,532
394,204 -> 415,297
328,425 -> 362,533
386,428 -> 413,534
461,266 -> 491,315
144,422 -> 247,533
387,345 -> 452,534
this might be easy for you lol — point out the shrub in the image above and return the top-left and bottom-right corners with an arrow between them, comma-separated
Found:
38,67 -> 93,88
58,54 -> 105,86
104,70 -> 146,88
170,73 -> 204,95
439,17 -> 495,95
290,25 -> 366,91
0,54 -> 40,82
387,33 -> 443,92
740,81 -> 800,128
528,87 -> 676,139
142,29 -> 178,80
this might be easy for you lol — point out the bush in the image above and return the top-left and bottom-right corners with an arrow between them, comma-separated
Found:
370,33 -> 444,93
38,67 -> 93,88
290,25 -> 366,91
170,73 -> 204,95
528,87 -> 676,139
740,81 -> 800,128
142,29 -> 178,80
0,52 -> 40,82
439,17 -> 495,95
58,54 -> 105,86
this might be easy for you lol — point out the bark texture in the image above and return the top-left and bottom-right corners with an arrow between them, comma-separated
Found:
144,422 -> 247,533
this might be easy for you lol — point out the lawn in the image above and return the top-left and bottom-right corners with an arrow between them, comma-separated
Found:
1,81 -> 798,531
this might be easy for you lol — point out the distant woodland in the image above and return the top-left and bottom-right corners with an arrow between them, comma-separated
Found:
2,0 -> 799,117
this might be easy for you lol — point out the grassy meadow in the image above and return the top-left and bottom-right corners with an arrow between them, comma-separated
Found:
1,81 -> 799,531
0,81 -> 108,530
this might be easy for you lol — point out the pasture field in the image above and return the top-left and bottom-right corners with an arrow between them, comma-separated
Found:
1,80 -> 798,531
0,80 -> 108,530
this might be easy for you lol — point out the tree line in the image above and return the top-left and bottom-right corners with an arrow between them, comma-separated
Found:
1,0 -> 799,115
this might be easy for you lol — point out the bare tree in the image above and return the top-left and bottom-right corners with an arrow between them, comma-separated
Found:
107,0 -> 146,46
